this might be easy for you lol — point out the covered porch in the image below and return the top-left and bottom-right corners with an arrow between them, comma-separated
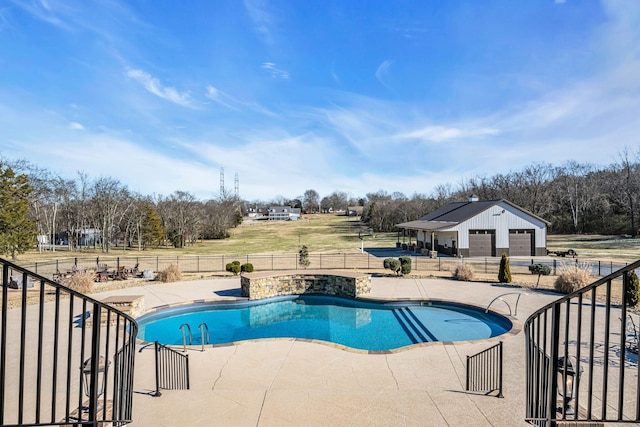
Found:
395,220 -> 459,257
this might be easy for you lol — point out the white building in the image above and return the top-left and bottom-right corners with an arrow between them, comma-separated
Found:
268,206 -> 301,221
395,196 -> 549,257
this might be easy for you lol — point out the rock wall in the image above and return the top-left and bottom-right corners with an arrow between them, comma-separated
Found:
240,270 -> 371,300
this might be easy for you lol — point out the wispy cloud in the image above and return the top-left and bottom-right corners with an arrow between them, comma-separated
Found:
261,62 -> 290,79
375,59 -> 394,90
127,68 -> 193,108
68,121 -> 84,130
7,0 -> 72,30
396,126 -> 500,142
205,85 -> 241,111
244,0 -> 275,45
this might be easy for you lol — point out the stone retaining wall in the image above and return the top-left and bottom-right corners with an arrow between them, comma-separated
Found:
240,270 -> 371,300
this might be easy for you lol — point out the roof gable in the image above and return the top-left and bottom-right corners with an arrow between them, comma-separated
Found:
400,198 -> 550,228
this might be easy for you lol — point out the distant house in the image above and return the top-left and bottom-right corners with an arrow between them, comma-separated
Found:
268,206 -> 301,221
395,195 -> 550,257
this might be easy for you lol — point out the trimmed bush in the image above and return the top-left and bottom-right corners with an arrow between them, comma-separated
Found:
529,263 -> 551,287
226,261 -> 241,275
399,256 -> 412,275
241,263 -> 254,273
453,263 -> 475,281
626,270 -> 640,307
383,258 -> 393,269
384,258 -> 401,275
63,271 -> 94,294
498,253 -> 512,283
554,262 -> 592,294
157,264 -> 182,283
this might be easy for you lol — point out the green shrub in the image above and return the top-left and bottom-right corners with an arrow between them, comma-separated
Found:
498,253 -> 512,283
399,256 -> 412,275
299,245 -> 310,269
626,270 -> 640,307
529,263 -> 551,287
241,263 -> 254,273
226,261 -> 241,275
384,258 -> 401,275
453,263 -> 475,281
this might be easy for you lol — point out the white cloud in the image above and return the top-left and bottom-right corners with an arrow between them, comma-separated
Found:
375,59 -> 394,90
397,126 -> 500,142
261,62 -> 289,79
68,121 -> 84,130
205,85 -> 241,111
244,0 -> 275,45
127,68 -> 193,108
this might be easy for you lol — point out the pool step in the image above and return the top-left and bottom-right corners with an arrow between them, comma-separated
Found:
392,308 -> 437,343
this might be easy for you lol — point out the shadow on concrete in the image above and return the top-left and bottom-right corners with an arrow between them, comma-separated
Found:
215,288 -> 243,297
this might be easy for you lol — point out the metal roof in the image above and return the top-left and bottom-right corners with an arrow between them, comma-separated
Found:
396,198 -> 550,230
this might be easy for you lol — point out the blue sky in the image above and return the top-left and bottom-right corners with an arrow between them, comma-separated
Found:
1,0 -> 639,201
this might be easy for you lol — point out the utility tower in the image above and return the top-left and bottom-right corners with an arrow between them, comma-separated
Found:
220,167 -> 224,196
234,172 -> 239,199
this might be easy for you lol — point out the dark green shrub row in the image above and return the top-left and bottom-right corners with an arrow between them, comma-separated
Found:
225,261 -> 254,275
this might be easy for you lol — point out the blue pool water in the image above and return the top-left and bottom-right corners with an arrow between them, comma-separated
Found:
137,295 -> 512,351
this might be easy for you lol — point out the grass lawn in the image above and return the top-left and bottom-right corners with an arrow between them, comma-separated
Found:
16,215 -> 398,262
13,214 -> 640,263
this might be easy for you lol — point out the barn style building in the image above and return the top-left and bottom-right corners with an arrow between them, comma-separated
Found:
395,196 -> 550,257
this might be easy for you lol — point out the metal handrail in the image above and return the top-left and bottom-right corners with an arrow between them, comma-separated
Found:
179,323 -> 192,352
154,341 -> 190,395
485,292 -> 525,316
466,341 -> 503,398
524,260 -> 640,426
198,323 -> 210,351
0,257 -> 138,426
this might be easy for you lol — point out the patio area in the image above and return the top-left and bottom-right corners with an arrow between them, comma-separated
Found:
90,276 -> 566,427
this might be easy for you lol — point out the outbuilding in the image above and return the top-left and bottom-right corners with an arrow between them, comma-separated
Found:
395,195 -> 550,257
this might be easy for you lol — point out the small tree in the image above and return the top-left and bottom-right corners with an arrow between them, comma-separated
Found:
298,245 -> 310,269
383,258 -> 401,275
529,263 -> 551,287
399,256 -> 412,276
498,253 -> 512,283
226,261 -> 241,275
626,270 -> 640,307
0,164 -> 36,260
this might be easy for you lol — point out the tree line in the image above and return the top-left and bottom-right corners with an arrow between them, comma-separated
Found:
1,148 -> 639,259
361,151 -> 640,235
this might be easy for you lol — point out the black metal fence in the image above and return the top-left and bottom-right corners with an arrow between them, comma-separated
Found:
524,259 -> 640,426
466,341 -> 504,398
0,257 -> 138,426
154,341 -> 190,396
19,253 -> 633,280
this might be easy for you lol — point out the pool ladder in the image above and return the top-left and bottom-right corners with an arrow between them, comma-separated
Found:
179,323 -> 210,352
485,292 -> 526,316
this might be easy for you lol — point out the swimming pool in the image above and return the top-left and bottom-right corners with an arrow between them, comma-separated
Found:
137,295 -> 513,351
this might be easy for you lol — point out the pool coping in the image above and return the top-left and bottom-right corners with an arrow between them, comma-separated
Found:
134,293 -> 522,354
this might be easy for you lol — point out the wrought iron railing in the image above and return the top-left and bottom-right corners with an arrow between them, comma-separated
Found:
18,254 -> 632,280
153,341 -> 190,396
524,260 -> 640,426
0,257 -> 138,426
466,341 -> 503,398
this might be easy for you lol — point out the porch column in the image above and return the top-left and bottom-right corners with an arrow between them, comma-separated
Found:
431,232 -> 435,251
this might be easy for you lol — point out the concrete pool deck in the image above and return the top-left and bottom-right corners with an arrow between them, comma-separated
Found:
87,275 -> 567,427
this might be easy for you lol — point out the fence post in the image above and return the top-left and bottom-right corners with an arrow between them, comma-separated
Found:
156,257 -> 159,272
154,342 -> 162,397
553,259 -> 557,275
485,258 -> 488,274
498,341 -> 504,398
